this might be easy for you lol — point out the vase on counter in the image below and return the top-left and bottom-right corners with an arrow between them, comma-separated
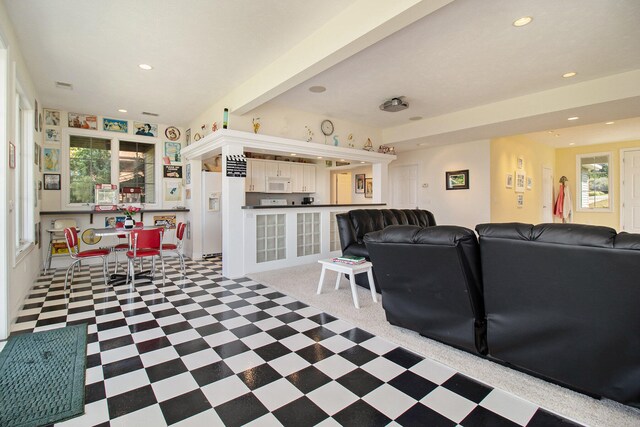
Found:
124,216 -> 135,229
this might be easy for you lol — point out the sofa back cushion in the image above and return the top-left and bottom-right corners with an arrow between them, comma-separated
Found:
347,209 -> 435,243
475,222 -> 640,406
364,225 -> 486,355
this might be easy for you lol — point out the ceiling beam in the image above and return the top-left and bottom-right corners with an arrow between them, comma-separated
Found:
221,0 -> 455,115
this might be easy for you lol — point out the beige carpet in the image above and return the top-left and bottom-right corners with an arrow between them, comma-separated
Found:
248,262 -> 640,427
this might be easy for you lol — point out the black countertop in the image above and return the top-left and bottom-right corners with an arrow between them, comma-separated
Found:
242,203 -> 386,209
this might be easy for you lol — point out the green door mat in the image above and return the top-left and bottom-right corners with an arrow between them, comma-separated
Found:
0,324 -> 87,427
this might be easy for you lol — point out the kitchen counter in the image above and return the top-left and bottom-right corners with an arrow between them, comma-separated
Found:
242,203 -> 386,209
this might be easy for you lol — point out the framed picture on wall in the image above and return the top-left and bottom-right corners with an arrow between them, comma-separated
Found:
445,169 -> 469,190
68,112 -> 97,130
505,173 -> 513,188
515,170 -> 526,193
43,173 -> 61,190
355,174 -> 365,193
365,178 -> 373,198
164,141 -> 182,163
44,109 -> 61,126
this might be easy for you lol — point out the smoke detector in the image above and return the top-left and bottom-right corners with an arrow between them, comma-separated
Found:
379,96 -> 408,112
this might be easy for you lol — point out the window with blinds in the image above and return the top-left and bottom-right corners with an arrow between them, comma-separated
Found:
119,140 -> 155,203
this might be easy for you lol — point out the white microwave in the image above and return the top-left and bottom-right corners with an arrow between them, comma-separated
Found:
266,176 -> 291,193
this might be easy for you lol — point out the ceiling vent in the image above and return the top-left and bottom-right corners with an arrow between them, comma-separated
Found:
379,96 -> 408,112
142,111 -> 159,117
55,81 -> 73,90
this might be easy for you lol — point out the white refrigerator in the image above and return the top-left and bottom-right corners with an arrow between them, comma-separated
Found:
202,171 -> 222,257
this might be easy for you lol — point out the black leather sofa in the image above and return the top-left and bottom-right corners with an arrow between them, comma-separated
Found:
336,209 -> 436,292
364,225 -> 486,355
363,222 -> 640,408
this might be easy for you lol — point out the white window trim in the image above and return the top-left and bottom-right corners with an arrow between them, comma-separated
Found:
61,127 -> 162,210
575,151 -> 613,213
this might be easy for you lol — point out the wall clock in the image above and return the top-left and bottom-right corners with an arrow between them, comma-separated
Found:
321,119 -> 334,136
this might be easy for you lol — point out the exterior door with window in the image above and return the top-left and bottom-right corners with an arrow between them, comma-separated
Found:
622,150 -> 640,232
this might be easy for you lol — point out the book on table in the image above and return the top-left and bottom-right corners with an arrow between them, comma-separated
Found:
332,255 -> 366,265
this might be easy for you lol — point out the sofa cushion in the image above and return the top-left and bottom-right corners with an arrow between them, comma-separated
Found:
531,223 -> 616,248
615,232 -> 640,249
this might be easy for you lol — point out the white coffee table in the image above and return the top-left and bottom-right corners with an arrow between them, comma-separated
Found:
317,259 -> 377,309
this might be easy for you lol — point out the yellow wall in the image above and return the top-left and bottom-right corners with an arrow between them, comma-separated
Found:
490,135 -> 555,224
555,139 -> 640,230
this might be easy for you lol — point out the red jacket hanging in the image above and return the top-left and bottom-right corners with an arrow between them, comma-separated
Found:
554,184 -> 565,218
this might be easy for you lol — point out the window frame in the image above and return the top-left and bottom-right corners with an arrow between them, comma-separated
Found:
575,151 -> 613,213
61,127 -> 162,209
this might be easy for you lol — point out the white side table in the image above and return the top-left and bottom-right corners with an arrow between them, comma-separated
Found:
317,259 -> 377,309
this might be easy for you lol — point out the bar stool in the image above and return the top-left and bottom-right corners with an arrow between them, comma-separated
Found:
44,218 -> 78,274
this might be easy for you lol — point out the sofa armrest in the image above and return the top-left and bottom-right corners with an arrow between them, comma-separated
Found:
336,213 -> 357,252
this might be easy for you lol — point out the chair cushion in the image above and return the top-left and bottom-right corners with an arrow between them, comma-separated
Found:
126,249 -> 160,258
162,243 -> 178,250
77,249 -> 110,257
113,243 -> 129,250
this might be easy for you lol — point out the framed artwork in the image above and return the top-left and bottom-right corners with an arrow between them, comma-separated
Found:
9,142 -> 15,168
38,180 -> 42,200
517,194 -> 524,208
164,141 -> 182,163
68,112 -> 97,130
163,165 -> 183,178
164,181 -> 182,202
45,127 -> 60,142
186,163 -> 191,185
185,128 -> 191,146
517,156 -> 525,170
34,143 -> 40,166
39,112 -> 43,132
445,169 -> 469,190
103,118 -> 128,133
355,174 -> 365,194
515,170 -> 526,193
154,215 -> 177,229
165,126 -> 181,141
365,178 -> 373,198
44,109 -> 61,126
527,176 -> 533,190
185,189 -> 191,199
34,99 -> 38,131
43,173 -> 61,190
133,121 -> 158,137
505,173 -> 513,189
43,148 -> 60,172
105,216 -> 126,228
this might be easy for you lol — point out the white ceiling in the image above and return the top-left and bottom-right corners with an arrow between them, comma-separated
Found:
524,117 -> 640,148
4,0 -> 640,148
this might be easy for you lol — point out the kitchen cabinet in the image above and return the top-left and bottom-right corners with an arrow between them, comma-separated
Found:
246,159 -> 266,192
265,161 -> 290,178
303,164 -> 316,193
290,163 -> 316,193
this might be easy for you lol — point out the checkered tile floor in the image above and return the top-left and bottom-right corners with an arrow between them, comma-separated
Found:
9,257 -> 581,426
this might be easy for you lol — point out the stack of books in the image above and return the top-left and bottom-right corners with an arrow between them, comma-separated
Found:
332,255 -> 366,265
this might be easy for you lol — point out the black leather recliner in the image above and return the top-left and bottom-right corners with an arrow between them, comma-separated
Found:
476,222 -> 640,408
364,225 -> 486,355
336,209 -> 436,292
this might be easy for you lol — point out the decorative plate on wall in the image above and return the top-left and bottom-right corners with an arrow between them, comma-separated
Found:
165,126 -> 181,141
81,229 -> 102,245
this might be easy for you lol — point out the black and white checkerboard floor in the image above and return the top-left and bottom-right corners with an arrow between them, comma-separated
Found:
9,257 -> 581,426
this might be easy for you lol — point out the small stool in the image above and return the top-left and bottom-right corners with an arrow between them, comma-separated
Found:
317,259 -> 377,309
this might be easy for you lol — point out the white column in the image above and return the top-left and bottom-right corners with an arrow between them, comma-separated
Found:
222,144 -> 246,278
372,162 -> 389,204
184,159 -> 202,259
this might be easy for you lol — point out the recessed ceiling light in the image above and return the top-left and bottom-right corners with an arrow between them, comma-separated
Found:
316,156 -> 323,159
118,109 -> 127,113
290,153 -> 297,156
605,121 -> 615,125
547,130 -> 554,134
409,116 -> 423,121
138,64 -> 153,70
340,159 -> 345,162
309,86 -> 326,93
569,143 -> 575,146
360,161 -> 366,164
567,116 -> 579,121
562,72 -> 577,78
512,16 -> 533,27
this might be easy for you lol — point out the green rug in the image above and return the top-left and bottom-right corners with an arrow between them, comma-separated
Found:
0,324 -> 87,427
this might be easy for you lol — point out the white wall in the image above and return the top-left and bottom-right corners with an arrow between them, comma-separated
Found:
0,1 -> 42,338
390,140 -> 491,230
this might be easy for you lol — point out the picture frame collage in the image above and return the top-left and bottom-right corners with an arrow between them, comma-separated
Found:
507,155 -> 532,208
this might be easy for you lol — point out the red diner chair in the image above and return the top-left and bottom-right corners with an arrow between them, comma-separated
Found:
112,221 -> 144,273
126,228 -> 165,287
162,222 -> 186,275
64,227 -> 110,292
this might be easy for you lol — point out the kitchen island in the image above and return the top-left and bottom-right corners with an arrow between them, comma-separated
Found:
241,203 -> 386,274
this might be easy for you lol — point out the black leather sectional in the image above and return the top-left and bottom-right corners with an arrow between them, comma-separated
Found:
336,209 -> 436,292
363,221 -> 640,408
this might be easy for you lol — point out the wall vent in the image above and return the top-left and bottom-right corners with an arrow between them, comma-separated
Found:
55,81 -> 73,90
142,111 -> 159,117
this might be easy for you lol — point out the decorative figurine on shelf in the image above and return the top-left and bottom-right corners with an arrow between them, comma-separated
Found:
363,138 -> 373,151
333,135 -> 339,146
389,146 -> 396,155
201,124 -> 206,136
378,145 -> 390,154
347,133 -> 355,148
305,125 -> 314,142
223,108 -> 229,129
252,117 -> 261,134
212,121 -> 218,132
